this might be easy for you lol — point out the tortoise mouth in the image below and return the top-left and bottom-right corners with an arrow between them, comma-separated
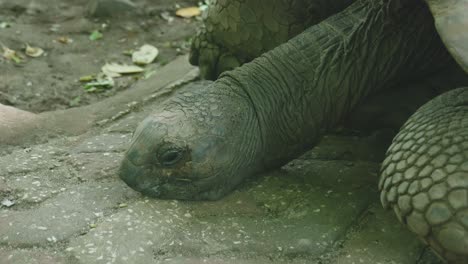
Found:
119,157 -> 225,200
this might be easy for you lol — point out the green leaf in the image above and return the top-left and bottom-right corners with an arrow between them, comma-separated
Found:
69,96 -> 81,107
89,30 -> 103,41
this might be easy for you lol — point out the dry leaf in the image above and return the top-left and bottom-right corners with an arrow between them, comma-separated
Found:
2,46 -> 22,63
102,68 -> 122,78
25,44 -> 44,57
160,11 -> 174,23
132,44 -> 159,65
1,199 -> 15,207
56,36 -> 73,44
175,7 -> 201,18
102,63 -> 144,76
79,75 -> 96,82
0,22 -> 10,28
2,46 -> 16,59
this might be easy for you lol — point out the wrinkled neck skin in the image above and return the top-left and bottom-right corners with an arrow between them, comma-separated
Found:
217,0 -> 452,170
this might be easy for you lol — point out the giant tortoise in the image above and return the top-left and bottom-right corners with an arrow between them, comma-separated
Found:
119,0 -> 468,262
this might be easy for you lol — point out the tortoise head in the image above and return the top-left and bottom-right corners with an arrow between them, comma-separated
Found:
119,83 -> 262,200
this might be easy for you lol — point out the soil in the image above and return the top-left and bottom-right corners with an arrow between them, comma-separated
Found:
0,0 -> 199,113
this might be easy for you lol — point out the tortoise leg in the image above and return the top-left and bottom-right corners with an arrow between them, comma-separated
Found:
189,0 -> 354,79
379,87 -> 468,263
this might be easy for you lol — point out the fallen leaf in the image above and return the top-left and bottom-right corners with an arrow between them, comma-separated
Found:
1,199 -> 15,207
102,63 -> 144,75
143,69 -> 157,79
0,22 -> 10,28
56,36 -> 73,44
175,7 -> 201,18
79,75 -> 96,82
160,11 -> 174,23
85,87 -> 98,92
84,80 -> 113,89
69,96 -> 81,107
198,4 -> 208,12
49,24 -> 60,32
102,67 -> 122,78
84,74 -> 114,92
2,46 -> 22,63
25,44 -> 44,57
89,30 -> 103,41
122,49 -> 134,56
132,44 -> 159,65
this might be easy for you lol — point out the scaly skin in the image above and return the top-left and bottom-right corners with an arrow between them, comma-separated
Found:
121,0 -> 468,262
379,1 -> 468,261
189,0 -> 354,79
380,87 -> 468,263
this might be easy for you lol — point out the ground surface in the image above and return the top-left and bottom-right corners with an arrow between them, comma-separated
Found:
0,63 -> 445,263
0,0 -> 198,112
0,0 -> 448,263
0,88 -> 443,264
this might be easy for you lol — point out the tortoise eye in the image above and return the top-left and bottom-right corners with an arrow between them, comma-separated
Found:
159,149 -> 183,166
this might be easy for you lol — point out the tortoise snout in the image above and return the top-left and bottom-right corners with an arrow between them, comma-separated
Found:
119,157 -> 162,196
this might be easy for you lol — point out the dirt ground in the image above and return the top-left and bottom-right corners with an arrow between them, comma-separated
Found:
0,0 -> 199,113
